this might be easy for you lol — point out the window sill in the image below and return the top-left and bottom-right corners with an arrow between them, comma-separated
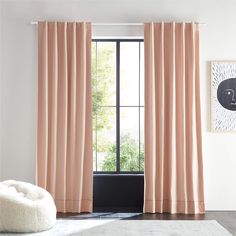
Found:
93,173 -> 144,177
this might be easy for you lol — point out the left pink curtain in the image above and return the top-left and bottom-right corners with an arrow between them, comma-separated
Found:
37,21 -> 93,213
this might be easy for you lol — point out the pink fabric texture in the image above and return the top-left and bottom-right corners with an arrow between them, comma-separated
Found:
144,22 -> 205,214
37,22 -> 93,213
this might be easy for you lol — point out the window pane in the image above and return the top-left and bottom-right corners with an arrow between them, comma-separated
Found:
92,42 -> 116,107
93,129 -> 96,171
120,42 -> 139,106
92,40 -> 144,173
140,42 -> 144,106
95,107 -> 116,172
120,107 -> 140,171
140,107 -> 144,171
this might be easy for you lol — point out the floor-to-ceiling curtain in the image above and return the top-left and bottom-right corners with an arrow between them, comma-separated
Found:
144,22 -> 205,214
37,21 -> 93,213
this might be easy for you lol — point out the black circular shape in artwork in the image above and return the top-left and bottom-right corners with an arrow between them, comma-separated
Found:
217,78 -> 236,111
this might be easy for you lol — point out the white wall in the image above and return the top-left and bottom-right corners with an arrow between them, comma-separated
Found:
0,3 -> 2,180
0,0 -> 236,210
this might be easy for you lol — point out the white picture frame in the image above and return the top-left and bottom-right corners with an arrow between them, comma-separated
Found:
211,61 -> 236,132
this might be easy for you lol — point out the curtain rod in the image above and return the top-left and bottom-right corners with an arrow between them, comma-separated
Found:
30,21 -> 206,26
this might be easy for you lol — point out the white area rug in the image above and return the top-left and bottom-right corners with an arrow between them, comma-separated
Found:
0,220 -> 232,236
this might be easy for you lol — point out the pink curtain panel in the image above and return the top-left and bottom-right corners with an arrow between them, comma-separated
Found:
37,22 -> 93,213
144,22 -> 205,214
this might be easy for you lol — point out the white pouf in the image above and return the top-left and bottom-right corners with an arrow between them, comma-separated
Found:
0,180 -> 57,233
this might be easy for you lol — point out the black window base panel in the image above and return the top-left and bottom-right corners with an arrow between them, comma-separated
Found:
93,174 -> 144,211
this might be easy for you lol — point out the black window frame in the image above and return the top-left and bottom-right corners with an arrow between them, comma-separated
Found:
92,38 -> 144,175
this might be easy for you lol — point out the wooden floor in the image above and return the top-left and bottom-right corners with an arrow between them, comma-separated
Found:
58,211 -> 236,235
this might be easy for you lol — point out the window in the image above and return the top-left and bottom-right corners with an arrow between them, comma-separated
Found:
92,39 -> 144,173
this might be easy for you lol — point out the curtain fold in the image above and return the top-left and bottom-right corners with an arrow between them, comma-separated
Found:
37,21 -> 93,213
144,22 -> 205,214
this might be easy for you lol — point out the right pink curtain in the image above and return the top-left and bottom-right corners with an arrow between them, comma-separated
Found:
144,22 -> 205,214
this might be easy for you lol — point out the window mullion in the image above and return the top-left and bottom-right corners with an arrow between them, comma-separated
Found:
95,42 -> 98,172
116,41 -> 121,173
138,42 -> 141,172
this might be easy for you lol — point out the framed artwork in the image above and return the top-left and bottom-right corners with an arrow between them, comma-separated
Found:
211,61 -> 236,132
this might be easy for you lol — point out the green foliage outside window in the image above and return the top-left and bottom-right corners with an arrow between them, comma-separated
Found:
102,134 -> 144,172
